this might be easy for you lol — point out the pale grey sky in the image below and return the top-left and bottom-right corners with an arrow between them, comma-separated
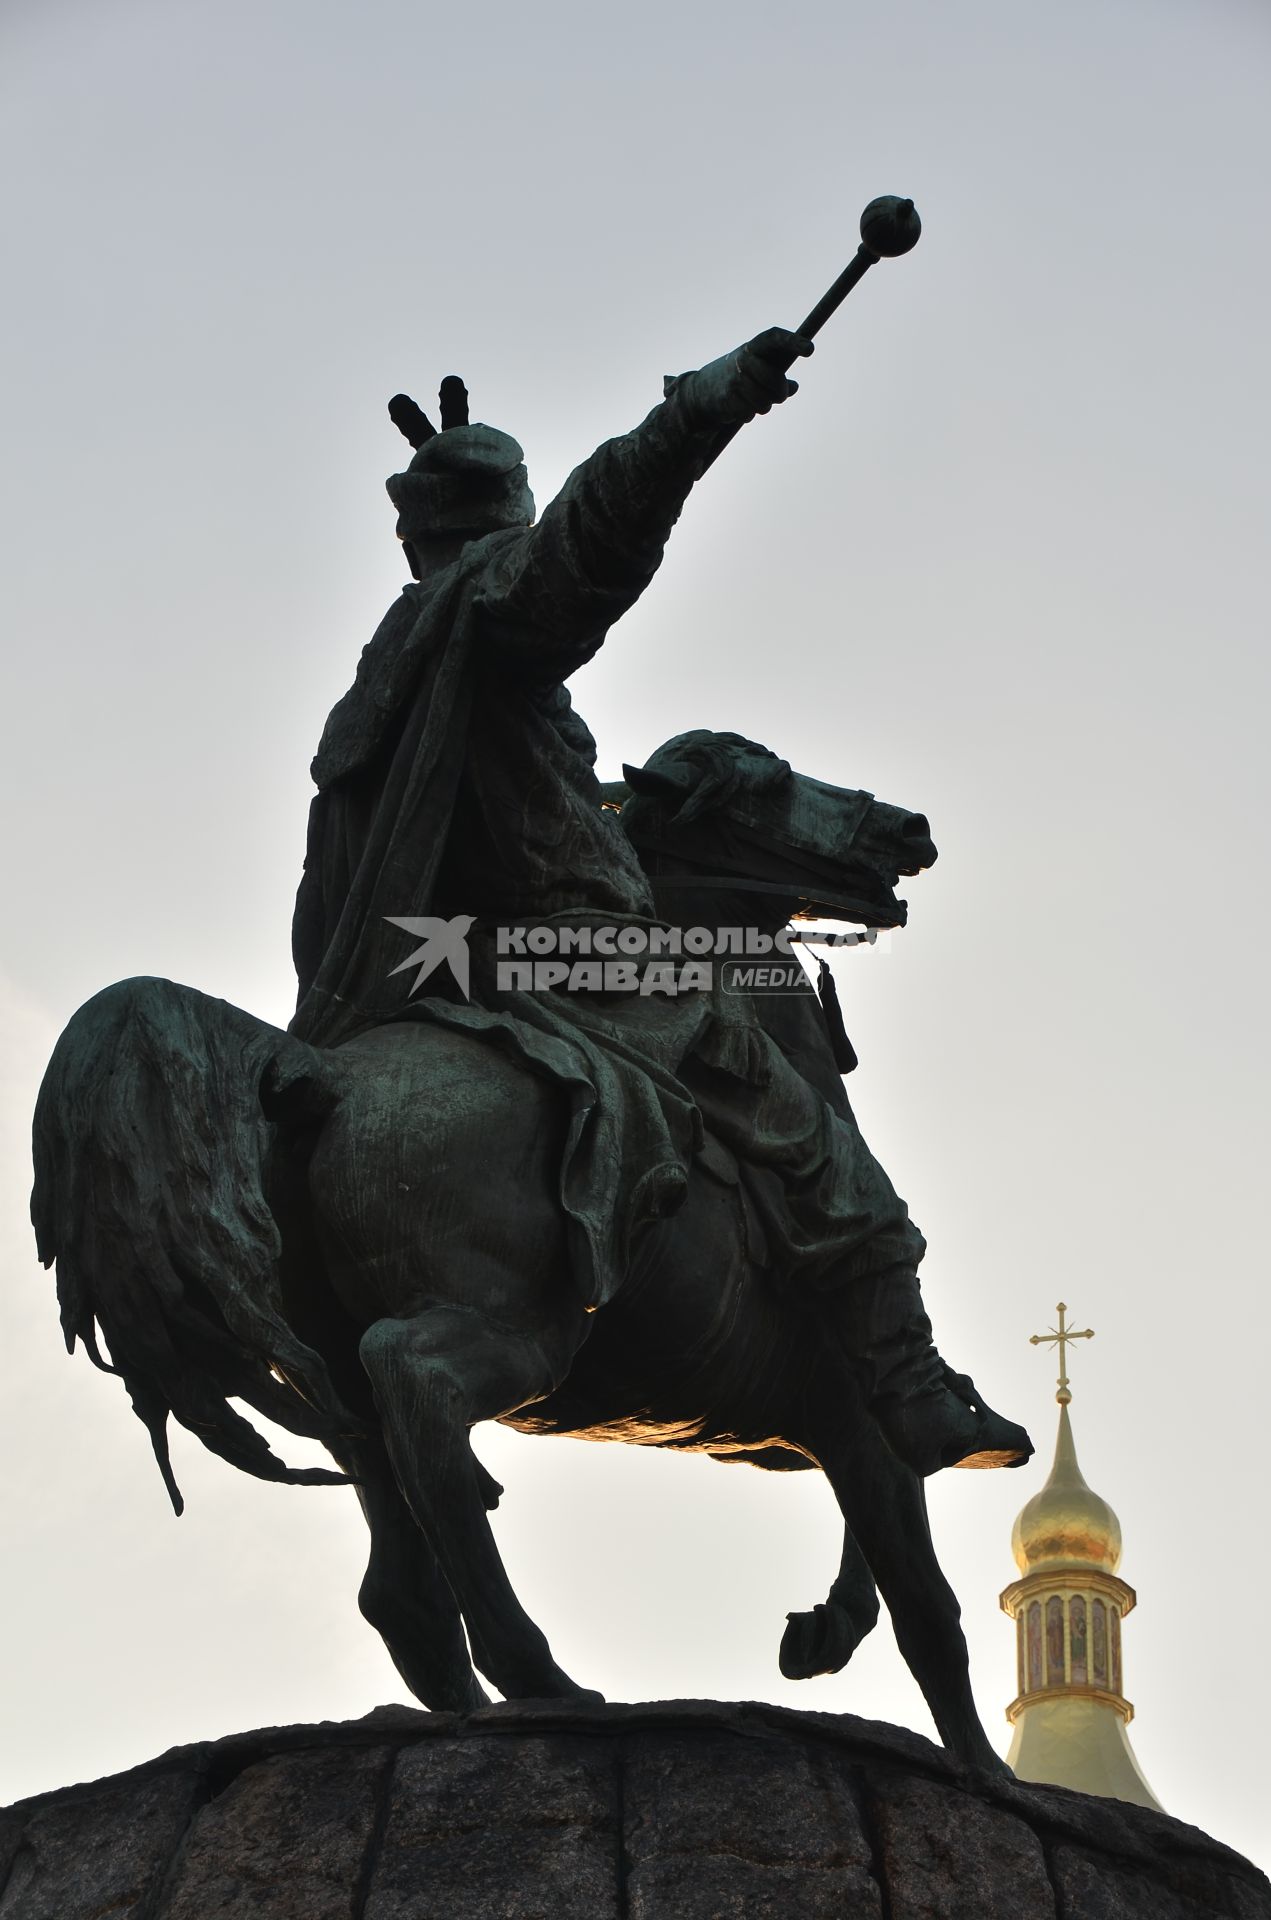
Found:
3,0 -> 1269,1875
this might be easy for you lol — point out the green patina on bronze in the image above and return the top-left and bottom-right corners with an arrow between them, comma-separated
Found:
31,201 -> 1035,1773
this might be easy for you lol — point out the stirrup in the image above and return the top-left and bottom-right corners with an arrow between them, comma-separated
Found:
938,1366 -> 1033,1470
948,1403 -> 1034,1472
876,1387 -> 1033,1478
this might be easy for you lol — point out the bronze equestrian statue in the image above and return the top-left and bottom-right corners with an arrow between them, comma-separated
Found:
32,207 -> 1032,1771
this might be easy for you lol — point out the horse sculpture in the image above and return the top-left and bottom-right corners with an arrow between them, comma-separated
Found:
32,728 -> 1019,1774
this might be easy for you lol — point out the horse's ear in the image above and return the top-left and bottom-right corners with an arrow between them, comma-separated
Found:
622,762 -> 689,800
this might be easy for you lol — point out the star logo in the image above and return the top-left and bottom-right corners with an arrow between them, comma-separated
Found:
384,915 -> 476,1000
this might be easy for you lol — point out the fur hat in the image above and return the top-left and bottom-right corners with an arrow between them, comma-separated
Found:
386,378 -> 534,538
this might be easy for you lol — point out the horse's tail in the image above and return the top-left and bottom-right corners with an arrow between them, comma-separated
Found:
31,976 -> 358,1514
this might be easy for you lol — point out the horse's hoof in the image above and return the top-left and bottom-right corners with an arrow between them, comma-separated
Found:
779,1601 -> 874,1680
509,1683 -> 606,1707
492,1657 -> 606,1706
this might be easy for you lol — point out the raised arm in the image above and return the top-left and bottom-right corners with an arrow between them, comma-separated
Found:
476,328 -> 813,674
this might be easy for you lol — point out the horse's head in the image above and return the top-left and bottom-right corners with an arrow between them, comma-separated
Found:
616,730 -> 937,928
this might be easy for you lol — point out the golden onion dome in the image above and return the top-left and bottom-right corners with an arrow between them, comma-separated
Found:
1011,1402 -> 1122,1575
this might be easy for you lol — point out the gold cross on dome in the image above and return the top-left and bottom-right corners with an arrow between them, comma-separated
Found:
1029,1301 -> 1094,1405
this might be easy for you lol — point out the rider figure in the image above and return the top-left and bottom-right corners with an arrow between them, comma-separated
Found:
291,334 -> 1031,1479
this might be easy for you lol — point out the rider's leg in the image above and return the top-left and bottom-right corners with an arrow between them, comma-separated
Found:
687,1026 -> 1030,1476
358,1302 -> 600,1703
827,1265 -> 1032,1476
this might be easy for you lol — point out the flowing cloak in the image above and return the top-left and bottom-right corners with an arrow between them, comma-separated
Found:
288,382 -> 732,1309
289,379 -> 926,1310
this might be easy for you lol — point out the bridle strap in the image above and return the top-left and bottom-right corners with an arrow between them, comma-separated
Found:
644,873 -> 809,899
631,835 -> 806,900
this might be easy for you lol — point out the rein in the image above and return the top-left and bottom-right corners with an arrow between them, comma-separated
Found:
641,872 -> 811,899
633,839 -> 890,923
635,843 -> 861,1075
632,831 -> 824,904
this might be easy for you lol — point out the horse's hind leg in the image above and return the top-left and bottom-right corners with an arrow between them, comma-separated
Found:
805,1379 -> 1008,1774
330,1433 -> 489,1713
358,1303 -> 598,1704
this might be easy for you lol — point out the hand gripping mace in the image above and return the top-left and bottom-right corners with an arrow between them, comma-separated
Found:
700,195 -> 920,470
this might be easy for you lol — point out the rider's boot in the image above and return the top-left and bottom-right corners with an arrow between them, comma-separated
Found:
833,1270 -> 1033,1477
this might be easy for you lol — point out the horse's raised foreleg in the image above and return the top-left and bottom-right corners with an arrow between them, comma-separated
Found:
328,1432 -> 489,1712
804,1378 -> 1008,1775
779,1524 -> 880,1679
358,1305 -> 600,1705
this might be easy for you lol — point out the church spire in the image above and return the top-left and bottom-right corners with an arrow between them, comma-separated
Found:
1000,1304 -> 1163,1810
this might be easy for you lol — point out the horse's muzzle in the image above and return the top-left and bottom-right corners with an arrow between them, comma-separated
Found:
898,813 -> 938,877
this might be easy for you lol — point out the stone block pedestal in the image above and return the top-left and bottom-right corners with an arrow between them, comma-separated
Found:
2,1700 -> 1266,1917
